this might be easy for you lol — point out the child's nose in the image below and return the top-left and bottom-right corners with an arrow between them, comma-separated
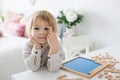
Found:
39,30 -> 47,35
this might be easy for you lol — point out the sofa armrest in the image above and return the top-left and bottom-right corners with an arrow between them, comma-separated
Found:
0,37 -> 27,80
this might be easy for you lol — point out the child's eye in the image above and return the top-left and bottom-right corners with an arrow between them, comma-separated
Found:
33,27 -> 40,30
44,28 -> 49,30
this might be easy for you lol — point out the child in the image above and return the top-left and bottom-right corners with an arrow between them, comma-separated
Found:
23,10 -> 65,72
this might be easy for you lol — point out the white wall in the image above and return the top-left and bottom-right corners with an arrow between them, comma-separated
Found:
0,0 -> 33,12
0,0 -> 120,50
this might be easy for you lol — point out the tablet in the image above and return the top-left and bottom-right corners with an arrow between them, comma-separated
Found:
61,56 -> 109,78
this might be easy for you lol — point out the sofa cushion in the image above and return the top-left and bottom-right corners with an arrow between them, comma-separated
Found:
20,17 -> 29,37
5,22 -> 25,37
0,30 -> 3,37
4,11 -> 23,23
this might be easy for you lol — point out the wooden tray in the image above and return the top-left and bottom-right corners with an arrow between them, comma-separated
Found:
61,56 -> 109,78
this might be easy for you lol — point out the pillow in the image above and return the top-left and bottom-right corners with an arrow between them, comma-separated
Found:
20,17 -> 29,37
4,11 -> 23,23
19,17 -> 29,25
0,30 -> 3,37
6,23 -> 25,37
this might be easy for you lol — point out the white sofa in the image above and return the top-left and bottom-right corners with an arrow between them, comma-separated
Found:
0,36 -> 28,80
0,35 -> 63,80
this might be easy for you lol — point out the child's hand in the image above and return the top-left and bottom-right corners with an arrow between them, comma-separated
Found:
47,27 -> 58,54
29,34 -> 41,49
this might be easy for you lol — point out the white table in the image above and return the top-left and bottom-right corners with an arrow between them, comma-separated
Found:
12,44 -> 120,80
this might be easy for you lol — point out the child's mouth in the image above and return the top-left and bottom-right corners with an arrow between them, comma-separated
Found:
37,37 -> 46,39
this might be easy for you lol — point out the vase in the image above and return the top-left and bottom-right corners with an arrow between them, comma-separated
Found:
72,26 -> 79,36
63,28 -> 73,37
63,26 -> 79,37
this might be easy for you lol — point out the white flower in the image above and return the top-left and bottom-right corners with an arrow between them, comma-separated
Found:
63,8 -> 73,15
75,8 -> 84,15
66,11 -> 77,22
57,8 -> 84,28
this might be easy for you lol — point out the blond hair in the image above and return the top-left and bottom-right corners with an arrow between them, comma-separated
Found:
27,10 -> 57,36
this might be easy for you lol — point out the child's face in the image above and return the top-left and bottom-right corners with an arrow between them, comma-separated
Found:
31,19 -> 50,44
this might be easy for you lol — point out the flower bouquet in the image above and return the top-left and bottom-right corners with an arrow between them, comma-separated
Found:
57,8 -> 84,29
